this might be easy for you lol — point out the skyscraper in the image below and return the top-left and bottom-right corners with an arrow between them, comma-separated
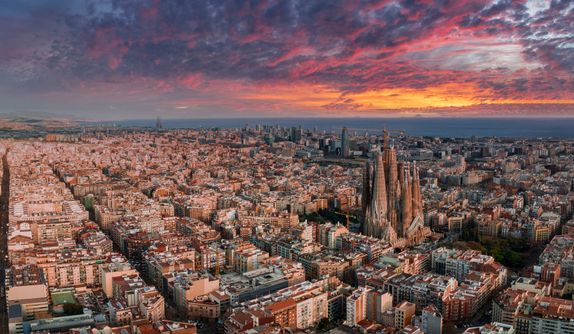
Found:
341,127 -> 350,158
290,126 -> 302,143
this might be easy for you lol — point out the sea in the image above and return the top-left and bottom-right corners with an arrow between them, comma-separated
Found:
91,118 -> 574,139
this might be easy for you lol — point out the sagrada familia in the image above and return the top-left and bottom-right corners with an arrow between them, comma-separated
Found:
362,134 -> 431,247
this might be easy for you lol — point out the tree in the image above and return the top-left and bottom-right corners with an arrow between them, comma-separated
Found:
315,318 -> 332,331
63,303 -> 84,315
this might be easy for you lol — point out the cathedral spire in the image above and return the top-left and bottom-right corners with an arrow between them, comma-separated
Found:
362,160 -> 371,218
384,147 -> 398,233
383,128 -> 389,149
400,163 -> 413,238
363,152 -> 389,238
371,152 -> 387,219
411,162 -> 423,218
363,143 -> 428,246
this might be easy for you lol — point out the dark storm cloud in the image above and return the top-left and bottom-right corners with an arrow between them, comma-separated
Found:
0,0 -> 573,117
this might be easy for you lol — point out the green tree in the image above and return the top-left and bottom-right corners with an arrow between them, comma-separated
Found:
315,318 -> 332,331
63,303 -> 84,315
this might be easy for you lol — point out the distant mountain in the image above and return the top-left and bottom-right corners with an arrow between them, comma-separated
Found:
0,110 -> 77,121
0,111 -> 77,130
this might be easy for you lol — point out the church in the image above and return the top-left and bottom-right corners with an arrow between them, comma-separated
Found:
362,134 -> 431,247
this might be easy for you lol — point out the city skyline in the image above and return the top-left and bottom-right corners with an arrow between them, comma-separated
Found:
1,0 -> 573,119
2,126 -> 574,334
3,2 -> 574,331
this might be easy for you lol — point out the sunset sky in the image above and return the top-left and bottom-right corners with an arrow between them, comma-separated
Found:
1,0 -> 573,119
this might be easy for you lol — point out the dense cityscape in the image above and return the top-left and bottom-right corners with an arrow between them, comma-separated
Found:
2,0 -> 574,333
0,124 -> 573,334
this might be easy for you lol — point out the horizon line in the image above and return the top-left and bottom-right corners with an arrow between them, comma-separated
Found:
81,115 -> 574,122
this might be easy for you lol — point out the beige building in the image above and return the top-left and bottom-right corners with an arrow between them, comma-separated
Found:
293,286 -> 328,329
172,272 -> 220,312
137,287 -> 165,322
346,287 -> 370,327
233,247 -> 269,274
396,301 -> 416,330
7,284 -> 49,320
100,259 -> 138,297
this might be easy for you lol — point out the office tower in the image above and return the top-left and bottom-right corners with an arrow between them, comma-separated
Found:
341,127 -> 350,158
290,126 -> 302,142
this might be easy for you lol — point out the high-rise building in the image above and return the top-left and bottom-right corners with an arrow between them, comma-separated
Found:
341,127 -> 350,158
290,126 -> 302,143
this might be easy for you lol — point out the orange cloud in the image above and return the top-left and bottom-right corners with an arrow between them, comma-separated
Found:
237,83 -> 491,111
168,80 -> 574,117
347,83 -> 481,109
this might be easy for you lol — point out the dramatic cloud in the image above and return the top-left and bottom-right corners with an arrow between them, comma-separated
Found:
0,0 -> 573,118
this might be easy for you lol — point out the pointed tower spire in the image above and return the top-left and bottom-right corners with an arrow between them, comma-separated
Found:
362,160 -> 371,219
371,152 -> 388,219
411,162 -> 423,218
400,163 -> 413,238
384,147 -> 398,232
383,127 -> 389,150
364,152 -> 389,239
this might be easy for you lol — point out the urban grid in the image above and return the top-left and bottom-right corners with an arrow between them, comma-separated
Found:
1,125 -> 574,334
1,0 -> 573,333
